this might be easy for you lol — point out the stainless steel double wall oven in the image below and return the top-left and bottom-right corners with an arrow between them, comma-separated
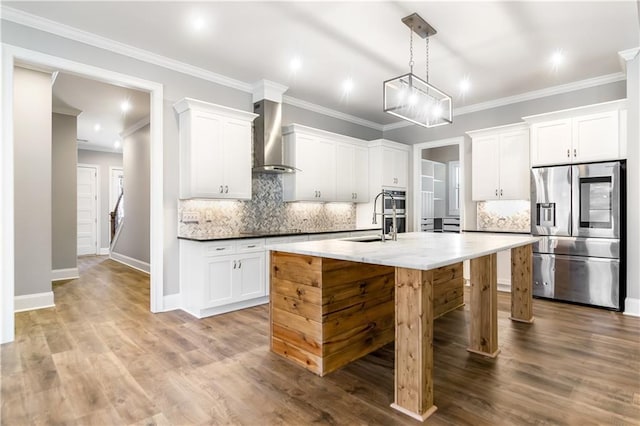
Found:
382,189 -> 406,235
531,161 -> 625,310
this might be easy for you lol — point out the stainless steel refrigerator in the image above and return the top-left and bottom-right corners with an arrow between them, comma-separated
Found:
530,161 -> 625,310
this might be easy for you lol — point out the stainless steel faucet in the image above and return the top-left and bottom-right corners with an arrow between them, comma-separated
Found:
372,191 -> 397,242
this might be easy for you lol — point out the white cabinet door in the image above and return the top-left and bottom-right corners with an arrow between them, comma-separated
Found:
286,134 -> 335,201
204,256 -> 234,308
316,138 -> 336,201
190,111 -> 224,197
499,130 -> 530,200
235,253 -> 266,300
335,142 -> 354,202
472,135 -> 500,200
382,147 -> 409,188
353,145 -> 369,202
530,119 -> 572,166
222,118 -> 252,199
573,111 -> 619,163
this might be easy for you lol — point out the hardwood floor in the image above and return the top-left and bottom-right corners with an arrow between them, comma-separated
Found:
2,256 -> 639,425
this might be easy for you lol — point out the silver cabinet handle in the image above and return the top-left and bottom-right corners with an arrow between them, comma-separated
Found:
238,260 -> 242,269
233,260 -> 237,269
495,189 -> 498,196
216,247 -> 225,251
567,149 -> 570,158
219,185 -> 224,193
573,148 -> 577,157
318,191 -> 321,197
247,244 -> 256,248
224,185 -> 229,193
354,193 -> 357,199
500,189 -> 503,196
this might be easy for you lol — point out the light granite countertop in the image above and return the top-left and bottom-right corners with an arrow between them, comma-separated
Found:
267,231 -> 540,270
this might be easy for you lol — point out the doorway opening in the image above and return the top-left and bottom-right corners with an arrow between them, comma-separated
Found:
1,45 -> 164,344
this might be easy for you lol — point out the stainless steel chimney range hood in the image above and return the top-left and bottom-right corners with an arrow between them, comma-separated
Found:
252,99 -> 296,174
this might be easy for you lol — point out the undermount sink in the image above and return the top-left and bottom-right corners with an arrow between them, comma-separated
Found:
342,236 -> 383,243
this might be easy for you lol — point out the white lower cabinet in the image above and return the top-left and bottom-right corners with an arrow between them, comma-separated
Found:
180,239 -> 267,318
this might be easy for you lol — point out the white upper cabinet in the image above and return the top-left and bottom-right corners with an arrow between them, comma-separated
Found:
468,124 -> 530,201
382,146 -> 409,188
282,124 -> 369,203
525,100 -> 626,166
174,98 -> 257,199
336,142 -> 369,202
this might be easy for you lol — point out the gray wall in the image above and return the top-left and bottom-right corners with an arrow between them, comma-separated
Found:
384,81 -> 627,144
52,113 -> 78,270
77,149 -> 123,250
422,145 -> 459,162
14,67 -> 52,296
282,103 -> 382,141
112,125 -> 150,263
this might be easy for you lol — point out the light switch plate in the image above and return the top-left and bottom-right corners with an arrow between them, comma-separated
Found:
182,210 -> 200,223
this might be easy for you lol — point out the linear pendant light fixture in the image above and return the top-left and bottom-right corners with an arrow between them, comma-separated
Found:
383,13 -> 452,128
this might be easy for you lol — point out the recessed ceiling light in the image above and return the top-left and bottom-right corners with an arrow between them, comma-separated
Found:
93,123 -> 101,132
192,16 -> 206,32
342,78 -> 354,94
290,56 -> 302,72
550,49 -> 564,69
114,140 -> 121,149
120,100 -> 131,113
459,77 -> 471,93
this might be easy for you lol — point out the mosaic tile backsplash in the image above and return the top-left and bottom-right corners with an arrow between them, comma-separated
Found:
477,200 -> 530,233
178,174 -> 356,238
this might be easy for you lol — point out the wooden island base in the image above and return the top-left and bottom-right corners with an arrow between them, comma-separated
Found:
270,251 -> 464,376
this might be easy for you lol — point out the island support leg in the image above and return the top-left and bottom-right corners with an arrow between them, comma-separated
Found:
392,267 -> 437,421
509,244 -> 534,323
468,254 -> 500,358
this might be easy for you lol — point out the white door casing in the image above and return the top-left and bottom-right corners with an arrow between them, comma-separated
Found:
2,44 -> 164,344
77,165 -> 98,256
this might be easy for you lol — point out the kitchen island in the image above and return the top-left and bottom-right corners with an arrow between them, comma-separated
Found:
268,232 -> 539,421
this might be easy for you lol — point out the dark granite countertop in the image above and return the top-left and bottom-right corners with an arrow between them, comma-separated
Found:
178,227 -> 380,242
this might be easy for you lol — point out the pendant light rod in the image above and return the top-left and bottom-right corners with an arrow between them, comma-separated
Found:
401,13 -> 437,39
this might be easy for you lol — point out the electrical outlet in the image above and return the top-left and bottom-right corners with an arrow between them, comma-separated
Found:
205,209 -> 213,222
182,210 -> 200,223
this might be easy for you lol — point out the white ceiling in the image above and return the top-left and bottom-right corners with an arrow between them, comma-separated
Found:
7,1 -> 639,130
52,73 -> 150,152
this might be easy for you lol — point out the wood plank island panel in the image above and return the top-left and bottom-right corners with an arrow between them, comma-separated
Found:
270,251 -> 464,376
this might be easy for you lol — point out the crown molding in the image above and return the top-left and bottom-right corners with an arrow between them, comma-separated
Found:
381,72 -> 627,132
77,144 -> 122,154
619,47 -> 640,62
282,95 -> 384,131
1,5 -> 253,93
252,79 -> 288,103
120,116 -> 150,139
2,5 -> 630,136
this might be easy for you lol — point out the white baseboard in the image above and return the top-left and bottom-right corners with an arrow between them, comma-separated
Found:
14,291 -> 55,313
163,293 -> 182,311
623,297 -> 640,317
497,278 -> 511,293
109,252 -> 150,274
183,296 -> 269,319
98,247 -> 110,255
51,268 -> 79,281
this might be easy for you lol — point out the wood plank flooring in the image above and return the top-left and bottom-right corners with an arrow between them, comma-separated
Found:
2,255 -> 639,425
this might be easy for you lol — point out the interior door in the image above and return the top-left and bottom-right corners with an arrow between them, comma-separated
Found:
77,165 -> 98,256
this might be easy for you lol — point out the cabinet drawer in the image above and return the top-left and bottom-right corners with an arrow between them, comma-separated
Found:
204,241 -> 236,255
237,238 -> 265,252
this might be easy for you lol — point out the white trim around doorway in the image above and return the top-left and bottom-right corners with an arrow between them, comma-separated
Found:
1,44 -> 165,344
411,137 -> 466,233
